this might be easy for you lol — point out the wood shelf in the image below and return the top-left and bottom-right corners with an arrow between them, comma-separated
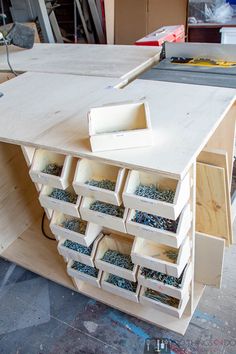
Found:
0,217 -> 204,335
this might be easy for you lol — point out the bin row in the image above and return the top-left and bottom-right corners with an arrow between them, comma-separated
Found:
29,149 -> 190,220
56,231 -> 192,318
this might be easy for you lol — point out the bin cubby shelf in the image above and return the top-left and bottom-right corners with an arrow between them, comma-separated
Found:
2,76 -> 233,336
73,159 -> 127,206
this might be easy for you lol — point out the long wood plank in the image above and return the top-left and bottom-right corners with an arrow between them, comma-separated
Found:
0,72 -> 235,178
197,149 -> 233,244
0,43 -> 161,81
196,162 -> 230,245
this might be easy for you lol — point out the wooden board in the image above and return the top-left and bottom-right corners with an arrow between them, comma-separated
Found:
0,43 -> 161,81
195,232 -> 225,288
196,162 -> 230,245
0,72 -> 16,84
197,149 -> 233,244
0,142 -> 42,253
1,216 -> 205,335
0,72 -> 235,178
104,0 -> 115,44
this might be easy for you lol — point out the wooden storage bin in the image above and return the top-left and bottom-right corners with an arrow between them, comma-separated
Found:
95,233 -> 138,282
126,204 -> 191,248
39,185 -> 81,217
29,149 -> 76,189
80,197 -> 128,233
73,158 -> 127,206
67,260 -> 102,288
138,263 -> 192,300
88,101 -> 153,152
123,170 -> 190,220
131,236 -> 190,278
101,272 -> 141,303
140,287 -> 189,319
57,234 -> 102,267
50,211 -> 102,246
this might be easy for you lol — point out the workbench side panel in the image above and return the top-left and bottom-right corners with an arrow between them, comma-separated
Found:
0,142 -> 42,253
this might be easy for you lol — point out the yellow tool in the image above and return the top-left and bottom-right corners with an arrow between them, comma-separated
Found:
171,57 -> 236,68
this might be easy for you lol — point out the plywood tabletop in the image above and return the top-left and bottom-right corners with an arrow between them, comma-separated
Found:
0,72 -> 235,178
0,43 -> 161,80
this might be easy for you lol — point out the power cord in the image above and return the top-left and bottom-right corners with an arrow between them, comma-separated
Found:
0,32 -> 18,77
41,212 -> 56,241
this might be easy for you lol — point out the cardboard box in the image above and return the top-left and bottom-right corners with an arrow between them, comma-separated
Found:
115,0 -> 188,45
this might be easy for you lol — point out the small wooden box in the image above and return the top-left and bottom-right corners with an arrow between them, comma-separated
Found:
39,185 -> 81,217
29,149 -> 77,189
131,236 -> 190,278
88,101 -> 153,152
73,158 -> 127,206
140,287 -> 189,319
80,197 -> 128,233
101,272 -> 141,303
57,234 -> 102,267
126,205 -> 191,248
95,233 -> 138,282
123,170 -> 190,220
50,211 -> 102,247
67,260 -> 102,288
138,263 -> 192,300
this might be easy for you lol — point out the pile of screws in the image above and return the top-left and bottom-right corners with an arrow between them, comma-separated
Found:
132,211 -> 178,232
89,201 -> 124,218
63,239 -> 93,255
85,179 -> 116,191
141,267 -> 184,288
102,249 -> 134,270
106,274 -> 137,292
42,163 -> 63,176
144,289 -> 179,308
135,184 -> 175,204
71,261 -> 99,278
49,188 -> 77,204
62,218 -> 87,235
164,249 -> 178,262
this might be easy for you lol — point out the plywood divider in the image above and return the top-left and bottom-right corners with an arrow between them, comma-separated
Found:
196,162 -> 230,246
0,142 -> 42,253
197,149 -> 233,244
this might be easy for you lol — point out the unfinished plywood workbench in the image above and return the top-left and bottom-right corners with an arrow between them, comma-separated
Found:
0,44 -> 235,335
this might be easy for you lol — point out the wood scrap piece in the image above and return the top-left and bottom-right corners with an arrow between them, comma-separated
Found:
88,0 -> 106,44
198,149 -> 233,244
75,0 -> 95,44
195,232 -> 224,288
196,162 -> 230,246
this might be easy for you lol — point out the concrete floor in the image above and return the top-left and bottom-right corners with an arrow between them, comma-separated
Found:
0,239 -> 235,354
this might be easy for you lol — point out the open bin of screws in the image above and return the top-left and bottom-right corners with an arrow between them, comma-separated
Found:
58,234 -> 103,267
95,233 -> 138,282
140,287 -> 189,318
138,263 -> 192,300
80,197 -> 128,233
131,236 -> 190,278
73,158 -> 127,206
50,211 -> 102,247
39,185 -> 81,217
101,272 -> 141,303
29,149 -> 77,189
67,260 -> 102,288
123,170 -> 190,220
126,205 -> 191,248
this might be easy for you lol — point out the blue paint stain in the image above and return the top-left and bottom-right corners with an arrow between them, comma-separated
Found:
108,311 -> 149,340
194,309 -> 223,326
87,299 -> 97,306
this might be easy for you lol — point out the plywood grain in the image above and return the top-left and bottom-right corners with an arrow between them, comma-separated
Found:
196,162 -> 230,245
0,43 -> 161,81
0,72 -> 235,178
